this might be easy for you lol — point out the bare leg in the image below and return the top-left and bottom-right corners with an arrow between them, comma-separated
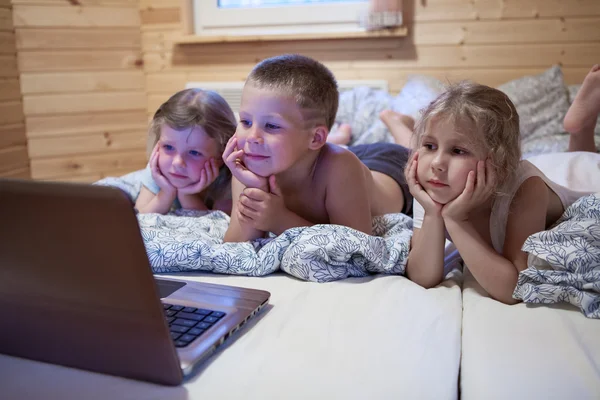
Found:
379,110 -> 414,148
563,64 -> 600,153
327,123 -> 352,145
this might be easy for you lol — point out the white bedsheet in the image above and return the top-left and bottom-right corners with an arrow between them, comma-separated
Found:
461,269 -> 600,399
0,273 -> 463,400
461,151 -> 600,399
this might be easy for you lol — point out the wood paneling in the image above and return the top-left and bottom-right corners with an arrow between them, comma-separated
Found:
16,28 -> 141,50
28,130 -> 146,158
14,1 -> 147,180
0,2 -> 29,184
12,5 -> 140,28
139,0 -> 600,110
30,149 -> 147,179
26,110 -> 148,138
20,71 -> 145,94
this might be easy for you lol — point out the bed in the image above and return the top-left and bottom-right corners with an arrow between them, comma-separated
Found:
0,272 -> 463,399
461,151 -> 600,399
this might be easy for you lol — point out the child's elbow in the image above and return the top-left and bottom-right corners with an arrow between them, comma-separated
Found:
406,268 -> 443,289
491,292 -> 521,305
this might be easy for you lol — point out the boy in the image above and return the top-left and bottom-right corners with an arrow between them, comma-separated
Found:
222,54 -> 412,242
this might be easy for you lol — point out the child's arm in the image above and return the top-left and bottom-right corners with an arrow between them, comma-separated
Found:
447,177 -> 548,304
223,176 -> 266,242
236,175 -> 312,235
135,185 -> 176,214
135,147 -> 176,214
324,151 -> 372,235
443,163 -> 546,304
404,154 -> 446,287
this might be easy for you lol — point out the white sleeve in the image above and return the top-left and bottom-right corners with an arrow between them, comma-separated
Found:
412,198 -> 462,276
411,198 -> 424,229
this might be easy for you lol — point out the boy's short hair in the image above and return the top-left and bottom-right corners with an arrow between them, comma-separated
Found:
246,54 -> 339,130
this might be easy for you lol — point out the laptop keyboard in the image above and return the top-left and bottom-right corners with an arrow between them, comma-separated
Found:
162,303 -> 226,348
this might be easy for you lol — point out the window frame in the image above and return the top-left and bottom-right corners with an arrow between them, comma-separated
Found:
192,0 -> 370,36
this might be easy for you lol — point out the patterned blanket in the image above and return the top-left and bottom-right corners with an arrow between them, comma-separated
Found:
95,172 -> 413,282
513,193 -> 600,318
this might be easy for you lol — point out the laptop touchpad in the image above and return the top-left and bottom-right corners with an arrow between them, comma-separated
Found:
155,278 -> 187,298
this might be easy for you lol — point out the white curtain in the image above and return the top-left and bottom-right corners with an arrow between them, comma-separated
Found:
363,0 -> 403,30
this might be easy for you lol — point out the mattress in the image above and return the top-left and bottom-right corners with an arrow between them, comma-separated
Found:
461,151 -> 600,399
461,269 -> 600,399
0,272 -> 463,399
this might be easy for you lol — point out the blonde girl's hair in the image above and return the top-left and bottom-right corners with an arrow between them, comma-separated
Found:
148,88 -> 237,207
409,81 -> 521,196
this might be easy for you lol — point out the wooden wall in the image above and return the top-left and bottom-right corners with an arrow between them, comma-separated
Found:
140,0 -> 600,116
13,0 -> 148,183
0,0 -> 29,179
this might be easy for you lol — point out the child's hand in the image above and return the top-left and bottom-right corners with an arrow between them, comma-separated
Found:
237,175 -> 288,232
178,158 -> 220,195
442,159 -> 496,222
407,152 -> 442,216
150,143 -> 176,196
223,136 -> 268,191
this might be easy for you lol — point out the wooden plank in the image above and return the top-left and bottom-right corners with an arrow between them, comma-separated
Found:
0,8 -> 13,31
0,123 -> 27,148
0,78 -> 21,101
140,6 -> 179,25
150,43 -> 600,71
139,0 -> 176,9
0,101 -> 24,125
501,0 -> 600,19
409,0 -> 600,21
16,28 -> 141,50
30,149 -> 147,179
143,30 -> 409,54
12,5 -> 140,28
28,130 -> 146,158
413,18 -> 600,45
21,71 -> 145,94
0,55 -> 18,77
12,0 -> 137,6
0,166 -> 30,179
17,50 -> 143,72
0,145 -> 29,174
23,91 -> 146,115
13,0 -> 136,5
43,172 -> 103,183
26,110 -> 148,138
0,31 -> 15,54
146,72 -> 187,93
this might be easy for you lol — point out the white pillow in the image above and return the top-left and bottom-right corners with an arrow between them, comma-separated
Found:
391,75 -> 445,120
526,151 -> 600,192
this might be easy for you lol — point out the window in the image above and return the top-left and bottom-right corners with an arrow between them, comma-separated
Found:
192,0 -> 370,36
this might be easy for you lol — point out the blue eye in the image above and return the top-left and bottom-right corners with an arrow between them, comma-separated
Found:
189,150 -> 202,157
162,144 -> 174,151
265,123 -> 280,130
240,119 -> 251,128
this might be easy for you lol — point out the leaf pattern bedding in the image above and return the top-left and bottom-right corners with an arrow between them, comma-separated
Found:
95,172 -> 413,282
513,193 -> 600,318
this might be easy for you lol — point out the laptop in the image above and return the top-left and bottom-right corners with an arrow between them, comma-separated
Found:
0,178 -> 270,386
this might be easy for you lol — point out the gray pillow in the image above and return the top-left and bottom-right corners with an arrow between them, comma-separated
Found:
497,65 -> 571,142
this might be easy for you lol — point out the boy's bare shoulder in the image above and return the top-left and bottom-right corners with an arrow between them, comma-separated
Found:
319,143 -> 362,166
317,143 -> 368,181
